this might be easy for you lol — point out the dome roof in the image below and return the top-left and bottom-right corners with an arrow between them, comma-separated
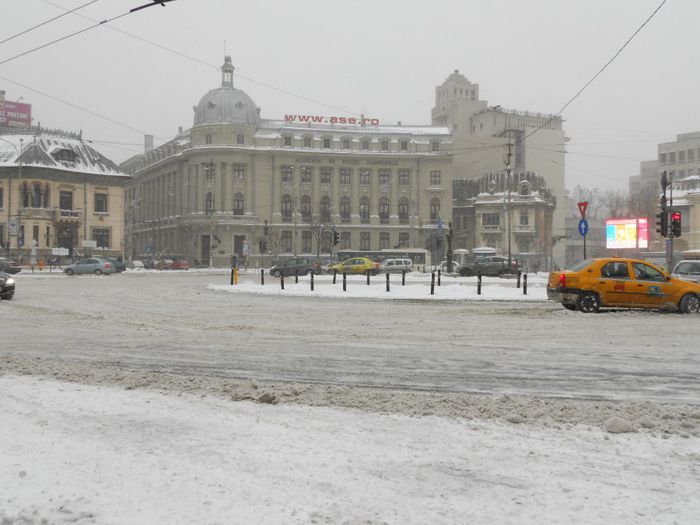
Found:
193,56 -> 260,127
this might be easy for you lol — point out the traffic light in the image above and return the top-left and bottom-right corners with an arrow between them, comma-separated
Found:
333,230 -> 340,246
655,211 -> 668,237
671,211 -> 682,238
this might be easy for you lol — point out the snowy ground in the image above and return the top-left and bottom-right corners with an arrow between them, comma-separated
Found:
2,270 -> 699,523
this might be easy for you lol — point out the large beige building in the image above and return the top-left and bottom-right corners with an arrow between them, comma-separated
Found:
122,57 -> 453,266
0,127 -> 128,263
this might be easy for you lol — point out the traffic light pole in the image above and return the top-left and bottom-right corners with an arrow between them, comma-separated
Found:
667,173 -> 673,273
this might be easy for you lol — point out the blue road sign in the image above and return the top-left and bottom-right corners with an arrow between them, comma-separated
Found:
578,218 -> 589,236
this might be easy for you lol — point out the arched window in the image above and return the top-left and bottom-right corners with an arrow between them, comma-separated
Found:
430,197 -> 440,221
339,196 -> 350,221
21,182 -> 29,208
301,194 -> 312,222
320,196 -> 331,223
281,194 -> 293,222
398,197 -> 409,223
233,192 -> 244,215
43,184 -> 50,208
31,183 -> 42,208
378,197 -> 390,223
359,196 -> 370,223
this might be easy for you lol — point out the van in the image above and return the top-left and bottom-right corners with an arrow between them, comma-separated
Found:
671,260 -> 700,283
382,258 -> 413,273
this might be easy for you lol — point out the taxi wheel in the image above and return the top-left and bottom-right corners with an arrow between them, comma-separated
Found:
679,293 -> 700,314
577,292 -> 600,313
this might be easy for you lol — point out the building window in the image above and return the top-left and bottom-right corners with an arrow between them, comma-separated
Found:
233,165 -> 245,181
380,140 -> 389,151
92,227 -> 110,249
322,138 -> 331,149
205,192 -> 215,214
321,231 -> 332,252
689,149 -> 695,161
430,197 -> 440,221
359,168 -> 371,185
340,167 -> 352,184
379,232 -> 389,250
679,150 -> 685,162
281,194 -> 293,222
339,196 -> 351,221
482,212 -> 500,226
340,231 -> 351,249
398,197 -> 409,223
205,134 -> 212,144
398,232 -> 409,247
33,225 -> 39,244
320,196 -> 331,223
281,230 -> 292,252
399,169 -> 410,185
300,166 -> 313,183
669,152 -> 676,163
205,162 -> 215,180
361,139 -> 370,151
59,190 -> 73,210
430,170 -> 441,185
233,192 -> 244,215
379,169 -> 391,185
400,140 -> 408,152
342,138 -> 351,150
31,183 -> 42,208
378,197 -> 390,223
520,212 -> 529,225
303,136 -> 312,148
0,188 -> 3,209
359,196 -> 370,223
281,165 -> 294,183
94,193 -> 108,213
659,152 -> 667,163
284,135 -> 292,147
237,134 -> 244,145
431,141 -> 440,152
360,232 -> 370,250
320,167 -> 332,184
301,195 -> 312,222
302,230 -> 312,252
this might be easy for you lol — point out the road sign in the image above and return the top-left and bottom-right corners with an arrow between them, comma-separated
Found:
578,218 -> 589,236
577,201 -> 588,219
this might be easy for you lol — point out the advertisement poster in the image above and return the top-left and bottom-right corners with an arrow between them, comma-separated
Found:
0,100 -> 32,127
606,217 -> 648,249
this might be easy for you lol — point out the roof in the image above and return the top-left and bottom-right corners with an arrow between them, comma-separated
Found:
0,131 -> 125,176
260,120 -> 451,137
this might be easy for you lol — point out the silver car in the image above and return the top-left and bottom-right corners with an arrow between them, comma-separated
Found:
64,257 -> 116,276
671,260 -> 700,283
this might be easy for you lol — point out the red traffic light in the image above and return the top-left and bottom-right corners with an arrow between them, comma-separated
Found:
671,211 -> 681,222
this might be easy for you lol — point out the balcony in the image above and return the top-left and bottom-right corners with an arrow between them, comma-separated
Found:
55,208 -> 82,223
513,224 -> 536,233
20,207 -> 55,220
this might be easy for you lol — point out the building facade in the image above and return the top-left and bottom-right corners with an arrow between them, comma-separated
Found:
122,57 -> 453,266
0,127 -> 128,263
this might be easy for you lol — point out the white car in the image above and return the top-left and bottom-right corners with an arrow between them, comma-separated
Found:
129,260 -> 145,271
671,260 -> 700,283
382,258 -> 413,273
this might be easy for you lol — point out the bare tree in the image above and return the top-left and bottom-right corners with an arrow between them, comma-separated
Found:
572,185 -> 604,219
601,189 -> 629,218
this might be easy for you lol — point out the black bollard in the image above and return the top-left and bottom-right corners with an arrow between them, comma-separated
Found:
431,272 -> 435,295
261,269 -> 265,286
523,273 -> 528,295
333,269 -> 337,284
477,271 -> 482,295
295,270 -> 298,284
281,274 -> 285,290
230,267 -> 235,285
386,272 -> 390,292
343,272 -> 347,292
366,270 -> 371,285
437,269 -> 441,286
517,270 -> 521,289
402,269 -> 406,286
310,272 -> 314,291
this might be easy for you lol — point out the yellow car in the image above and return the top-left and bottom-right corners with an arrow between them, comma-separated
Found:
329,257 -> 381,275
547,257 -> 700,313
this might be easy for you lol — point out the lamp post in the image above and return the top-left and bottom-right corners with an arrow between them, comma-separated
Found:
0,136 -> 22,259
506,165 -> 512,268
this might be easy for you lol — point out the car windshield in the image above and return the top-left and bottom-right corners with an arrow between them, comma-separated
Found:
674,262 -> 700,274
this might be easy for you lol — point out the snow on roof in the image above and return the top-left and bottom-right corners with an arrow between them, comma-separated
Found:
0,131 -> 125,176
261,119 -> 451,136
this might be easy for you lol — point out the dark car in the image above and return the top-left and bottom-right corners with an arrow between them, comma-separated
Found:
269,257 -> 321,277
0,257 -> 21,274
459,256 -> 521,277
106,257 -> 126,273
171,259 -> 190,270
0,271 -> 16,300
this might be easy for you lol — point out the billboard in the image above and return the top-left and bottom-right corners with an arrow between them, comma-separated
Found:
606,217 -> 648,249
0,100 -> 32,127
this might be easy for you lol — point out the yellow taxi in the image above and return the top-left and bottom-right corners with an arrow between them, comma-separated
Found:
547,257 -> 700,313
329,257 -> 381,275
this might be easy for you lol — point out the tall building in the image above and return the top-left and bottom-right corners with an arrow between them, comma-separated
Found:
122,57 -> 453,266
431,71 -> 567,265
629,160 -> 661,248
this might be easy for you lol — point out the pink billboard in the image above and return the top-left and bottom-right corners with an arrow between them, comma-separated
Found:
606,217 -> 648,249
0,101 -> 32,127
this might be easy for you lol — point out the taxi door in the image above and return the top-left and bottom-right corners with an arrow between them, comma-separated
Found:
597,261 -> 634,306
631,262 -> 673,308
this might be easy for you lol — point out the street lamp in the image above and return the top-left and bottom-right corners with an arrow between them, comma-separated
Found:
0,136 -> 22,259
505,165 -> 512,268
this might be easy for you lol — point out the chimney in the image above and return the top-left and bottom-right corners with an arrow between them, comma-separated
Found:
144,134 -> 154,153
178,126 -> 183,134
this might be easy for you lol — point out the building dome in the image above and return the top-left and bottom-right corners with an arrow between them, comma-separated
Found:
193,56 -> 260,127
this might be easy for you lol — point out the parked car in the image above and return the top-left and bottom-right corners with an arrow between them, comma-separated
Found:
129,260 -> 145,271
459,256 -> 521,277
382,258 -> 413,273
105,257 -> 126,273
269,257 -> 322,278
671,260 -> 700,283
0,257 -> 21,274
547,257 -> 700,313
329,257 -> 381,275
0,271 -> 15,300
64,257 -> 115,276
171,259 -> 190,270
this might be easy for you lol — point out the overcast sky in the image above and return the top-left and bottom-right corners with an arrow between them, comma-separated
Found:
2,0 -> 697,192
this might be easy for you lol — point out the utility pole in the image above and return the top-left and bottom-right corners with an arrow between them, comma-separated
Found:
504,139 -> 513,268
667,172 -> 674,273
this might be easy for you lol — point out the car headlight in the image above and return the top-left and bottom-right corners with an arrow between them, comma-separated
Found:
6,278 -> 15,285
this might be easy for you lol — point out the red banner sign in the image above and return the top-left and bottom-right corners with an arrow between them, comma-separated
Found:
0,100 -> 32,127
577,201 -> 588,218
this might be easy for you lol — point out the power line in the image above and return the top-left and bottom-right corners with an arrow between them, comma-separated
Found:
0,0 -> 100,46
